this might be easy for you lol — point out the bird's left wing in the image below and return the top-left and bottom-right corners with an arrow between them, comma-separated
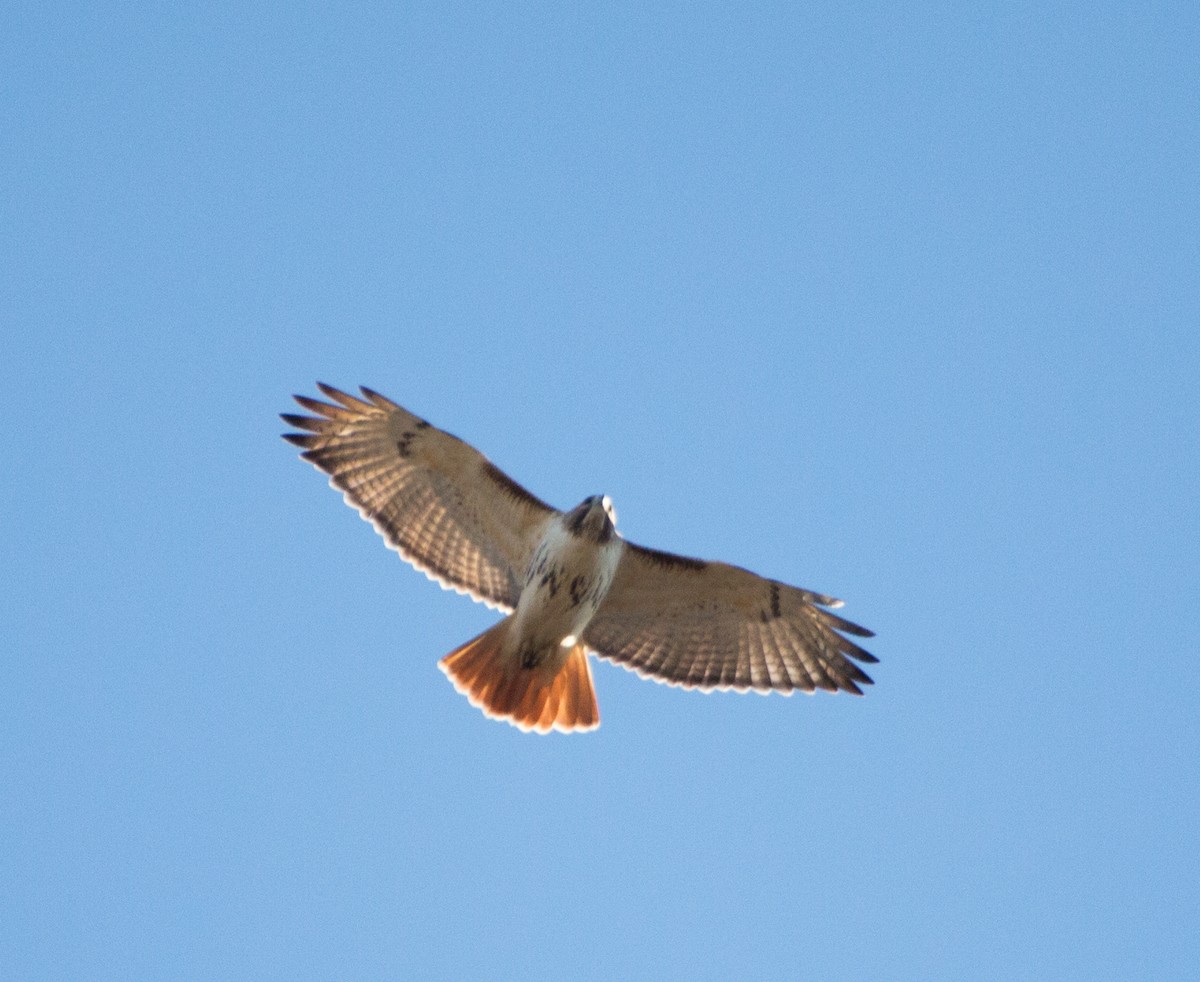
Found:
282,384 -> 557,611
584,542 -> 877,694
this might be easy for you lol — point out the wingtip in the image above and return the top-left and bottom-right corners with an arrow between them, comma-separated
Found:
322,382 -> 381,412
359,384 -> 388,403
280,412 -> 325,431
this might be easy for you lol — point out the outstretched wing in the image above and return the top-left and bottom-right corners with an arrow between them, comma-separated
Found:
584,542 -> 877,694
282,384 -> 557,611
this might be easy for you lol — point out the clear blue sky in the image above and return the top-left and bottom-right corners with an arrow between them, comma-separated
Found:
5,2 -> 1198,979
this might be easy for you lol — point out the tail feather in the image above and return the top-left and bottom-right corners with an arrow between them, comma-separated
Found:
439,619 -> 600,734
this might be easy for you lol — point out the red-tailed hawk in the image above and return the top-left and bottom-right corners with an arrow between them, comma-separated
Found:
282,384 -> 877,733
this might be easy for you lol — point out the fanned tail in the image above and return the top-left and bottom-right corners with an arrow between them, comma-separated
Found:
438,619 -> 600,734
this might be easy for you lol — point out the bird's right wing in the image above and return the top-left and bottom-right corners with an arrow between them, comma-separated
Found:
584,542 -> 876,694
282,384 -> 557,611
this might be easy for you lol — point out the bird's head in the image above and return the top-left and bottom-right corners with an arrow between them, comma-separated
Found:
566,494 -> 618,543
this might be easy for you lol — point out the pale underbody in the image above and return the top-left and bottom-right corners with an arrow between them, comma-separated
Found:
508,502 -> 622,678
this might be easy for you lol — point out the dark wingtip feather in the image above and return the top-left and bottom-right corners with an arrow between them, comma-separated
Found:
282,432 -> 316,448
836,633 -> 879,664
317,382 -> 373,411
820,608 -> 875,638
842,660 -> 875,685
844,665 -> 875,692
280,412 -> 324,431
851,645 -> 880,665
359,385 -> 393,407
293,394 -> 343,416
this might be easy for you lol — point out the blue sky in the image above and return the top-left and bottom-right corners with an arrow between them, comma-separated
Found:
5,2 -> 1198,979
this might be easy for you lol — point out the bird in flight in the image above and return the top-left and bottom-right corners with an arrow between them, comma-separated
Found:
282,384 -> 877,734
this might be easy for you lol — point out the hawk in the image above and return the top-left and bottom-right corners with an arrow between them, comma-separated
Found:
282,384 -> 877,734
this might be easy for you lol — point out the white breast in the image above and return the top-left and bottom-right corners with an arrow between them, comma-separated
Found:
513,516 -> 622,649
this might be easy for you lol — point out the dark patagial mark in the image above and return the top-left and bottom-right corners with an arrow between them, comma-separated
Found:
630,542 -> 708,572
482,461 -> 553,512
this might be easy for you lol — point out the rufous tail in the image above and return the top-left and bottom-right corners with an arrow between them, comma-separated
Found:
438,618 -> 600,734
